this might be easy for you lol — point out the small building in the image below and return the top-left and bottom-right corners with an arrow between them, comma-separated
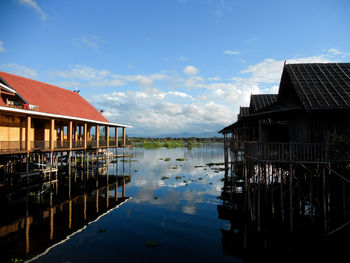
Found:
0,71 -> 131,154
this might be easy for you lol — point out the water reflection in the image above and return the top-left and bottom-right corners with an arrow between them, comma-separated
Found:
129,144 -> 224,216
1,144 -> 243,263
0,155 -> 131,263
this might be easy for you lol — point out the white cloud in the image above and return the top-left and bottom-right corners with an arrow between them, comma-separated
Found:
16,0 -> 47,20
73,35 -> 103,50
50,50 -> 346,136
0,63 -> 37,78
0,41 -> 6,53
183,65 -> 199,75
224,50 -> 240,55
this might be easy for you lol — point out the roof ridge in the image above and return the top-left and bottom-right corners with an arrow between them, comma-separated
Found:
0,71 -> 78,95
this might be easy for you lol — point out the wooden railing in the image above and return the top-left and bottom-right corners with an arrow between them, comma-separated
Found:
0,141 -> 26,152
244,142 -> 350,163
0,139 -> 132,153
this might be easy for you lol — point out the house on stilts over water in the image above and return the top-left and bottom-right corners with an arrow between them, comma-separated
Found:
0,71 -> 132,175
0,72 -> 133,261
219,63 -> 350,248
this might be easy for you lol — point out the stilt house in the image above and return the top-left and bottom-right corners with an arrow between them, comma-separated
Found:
219,62 -> 350,237
0,71 -> 131,154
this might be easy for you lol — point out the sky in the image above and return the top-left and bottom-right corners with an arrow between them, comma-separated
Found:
1,0 -> 350,137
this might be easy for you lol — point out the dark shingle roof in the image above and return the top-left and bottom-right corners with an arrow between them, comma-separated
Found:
237,106 -> 249,120
282,63 -> 350,111
249,94 -> 278,113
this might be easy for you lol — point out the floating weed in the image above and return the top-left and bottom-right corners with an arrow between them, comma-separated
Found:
198,178 -> 203,180
10,258 -> 23,263
175,176 -> 182,180
164,158 -> 171,162
176,158 -> 185,161
206,162 -> 225,167
170,166 -> 179,169
161,176 -> 170,180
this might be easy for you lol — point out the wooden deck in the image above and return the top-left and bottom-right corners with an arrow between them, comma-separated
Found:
233,141 -> 350,163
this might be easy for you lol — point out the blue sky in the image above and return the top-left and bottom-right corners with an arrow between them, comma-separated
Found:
1,0 -> 350,136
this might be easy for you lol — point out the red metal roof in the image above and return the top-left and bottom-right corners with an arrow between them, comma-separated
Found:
0,71 -> 109,123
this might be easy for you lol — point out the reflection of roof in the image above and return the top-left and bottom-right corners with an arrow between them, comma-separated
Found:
0,71 -> 108,122
249,94 -> 278,113
281,63 -> 350,112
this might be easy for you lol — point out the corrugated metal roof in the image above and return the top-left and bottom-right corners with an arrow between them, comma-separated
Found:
0,71 -> 109,123
283,63 -> 350,111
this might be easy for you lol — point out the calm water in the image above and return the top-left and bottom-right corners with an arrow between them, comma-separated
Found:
1,144 -> 241,263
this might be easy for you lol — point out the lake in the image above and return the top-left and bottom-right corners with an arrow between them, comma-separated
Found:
1,144 -> 241,263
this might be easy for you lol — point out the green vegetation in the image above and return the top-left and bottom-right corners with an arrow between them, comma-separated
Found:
129,137 -> 223,149
161,176 -> 170,180
164,158 -> 171,162
176,158 -> 185,161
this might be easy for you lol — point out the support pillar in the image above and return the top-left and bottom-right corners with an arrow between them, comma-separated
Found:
122,127 -> 126,147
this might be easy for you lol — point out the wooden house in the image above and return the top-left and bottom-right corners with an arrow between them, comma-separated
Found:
221,63 -> 350,163
0,71 -> 132,154
219,63 -> 350,236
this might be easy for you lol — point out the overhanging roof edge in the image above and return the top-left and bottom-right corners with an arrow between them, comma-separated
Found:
0,106 -> 132,128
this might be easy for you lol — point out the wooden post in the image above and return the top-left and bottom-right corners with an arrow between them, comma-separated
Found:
115,181 -> 118,200
50,119 -> 55,150
84,194 -> 87,220
116,127 -> 119,147
26,116 -> 31,152
122,178 -> 125,197
96,189 -> 99,213
322,166 -> 328,233
289,163 -> 293,232
106,126 -> 109,147
84,123 -> 87,149
68,121 -> 73,149
96,125 -> 100,148
123,127 -> 126,147
74,123 -> 78,144
258,165 -> 261,232
50,207 -> 54,240
26,216 -> 31,253
106,185 -> 109,208
69,200 -> 72,229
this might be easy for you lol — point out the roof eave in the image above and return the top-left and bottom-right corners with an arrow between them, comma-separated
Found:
0,106 -> 132,128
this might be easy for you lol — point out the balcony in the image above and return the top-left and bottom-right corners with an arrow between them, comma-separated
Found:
0,141 -> 26,153
244,142 -> 350,163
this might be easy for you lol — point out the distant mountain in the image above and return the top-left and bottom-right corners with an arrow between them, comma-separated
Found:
147,131 -> 222,138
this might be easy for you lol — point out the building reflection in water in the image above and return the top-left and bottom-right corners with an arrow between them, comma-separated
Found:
0,151 -> 131,263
